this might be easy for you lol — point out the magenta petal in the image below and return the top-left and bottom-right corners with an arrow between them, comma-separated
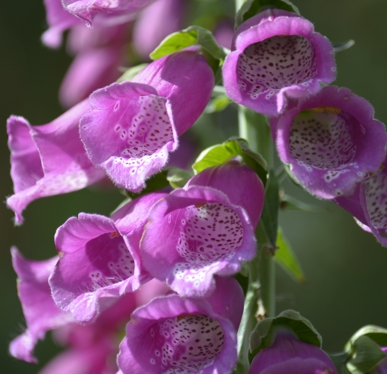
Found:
42,0 -> 80,48
63,0 -> 155,26
6,100 -> 105,224
117,276 -> 243,374
249,332 -> 337,374
141,185 -> 256,297
273,86 -> 387,199
132,50 -> 214,135
80,81 -> 177,192
9,248 -> 73,363
222,9 -> 336,116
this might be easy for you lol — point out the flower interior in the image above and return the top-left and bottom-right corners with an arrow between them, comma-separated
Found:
237,35 -> 317,99
112,94 -> 173,168
289,108 -> 359,171
148,314 -> 224,372
176,202 -> 244,265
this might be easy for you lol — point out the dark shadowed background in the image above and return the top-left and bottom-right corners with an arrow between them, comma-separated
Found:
1,0 -> 387,372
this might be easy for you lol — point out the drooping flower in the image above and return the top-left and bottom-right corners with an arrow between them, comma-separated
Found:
10,245 -> 168,372
80,49 -> 214,192
249,331 -> 337,374
222,9 -> 336,116
49,192 -> 166,323
9,248 -> 73,363
140,162 -> 264,297
132,0 -> 185,60
272,86 -> 387,199
6,100 -> 105,225
117,276 -> 243,374
334,155 -> 387,246
62,0 -> 156,26
59,22 -> 129,108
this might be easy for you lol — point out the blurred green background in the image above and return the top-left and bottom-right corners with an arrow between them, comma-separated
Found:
1,0 -> 387,372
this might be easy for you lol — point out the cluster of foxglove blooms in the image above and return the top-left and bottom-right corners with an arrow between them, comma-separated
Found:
7,1 -> 387,373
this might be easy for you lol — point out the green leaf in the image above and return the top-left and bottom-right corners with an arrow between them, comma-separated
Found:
235,0 -> 300,29
346,325 -> 387,351
117,63 -> 149,82
280,194 -> 327,212
274,227 -> 305,283
205,95 -> 231,113
150,26 -> 225,62
333,40 -> 355,53
346,336 -> 386,373
259,169 -> 279,249
249,309 -> 322,353
192,138 -> 267,184
166,167 -> 192,189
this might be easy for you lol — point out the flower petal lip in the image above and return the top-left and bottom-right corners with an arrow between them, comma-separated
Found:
222,9 -> 336,116
6,100 -> 105,225
62,0 -> 155,26
117,276 -> 243,374
140,185 -> 257,298
273,86 -> 387,199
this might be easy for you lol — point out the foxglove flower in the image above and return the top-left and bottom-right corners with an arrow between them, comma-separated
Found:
60,22 -> 129,108
334,155 -> 387,246
6,101 -> 105,225
272,86 -> 387,199
9,248 -> 73,363
249,331 -> 337,373
49,192 -> 166,323
222,9 -> 336,116
117,276 -> 243,374
141,162 -> 264,297
62,0 -> 155,26
132,0 -> 185,60
80,49 -> 214,192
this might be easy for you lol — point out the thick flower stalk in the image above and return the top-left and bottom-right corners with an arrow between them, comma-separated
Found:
117,276 -> 244,374
222,9 -> 336,116
62,0 -> 156,26
334,155 -> 387,246
249,331 -> 337,374
6,100 -> 105,225
272,86 -> 387,199
49,192 -> 166,323
140,162 -> 264,297
80,49 -> 214,192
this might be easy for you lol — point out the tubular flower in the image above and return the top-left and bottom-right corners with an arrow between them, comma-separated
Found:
6,100 -> 105,225
272,86 -> 387,199
62,0 -> 156,26
80,49 -> 214,192
117,276 -> 243,374
249,331 -> 337,374
140,162 -> 264,297
334,156 -> 387,247
9,248 -> 73,363
222,9 -> 336,116
49,192 -> 166,323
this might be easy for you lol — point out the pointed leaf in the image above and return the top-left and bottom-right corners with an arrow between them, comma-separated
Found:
280,194 -> 327,212
333,40 -> 355,53
117,63 -> 149,82
275,227 -> 305,283
150,26 -> 225,62
205,95 -> 231,113
166,167 -> 192,188
250,309 -> 322,353
235,0 -> 300,29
